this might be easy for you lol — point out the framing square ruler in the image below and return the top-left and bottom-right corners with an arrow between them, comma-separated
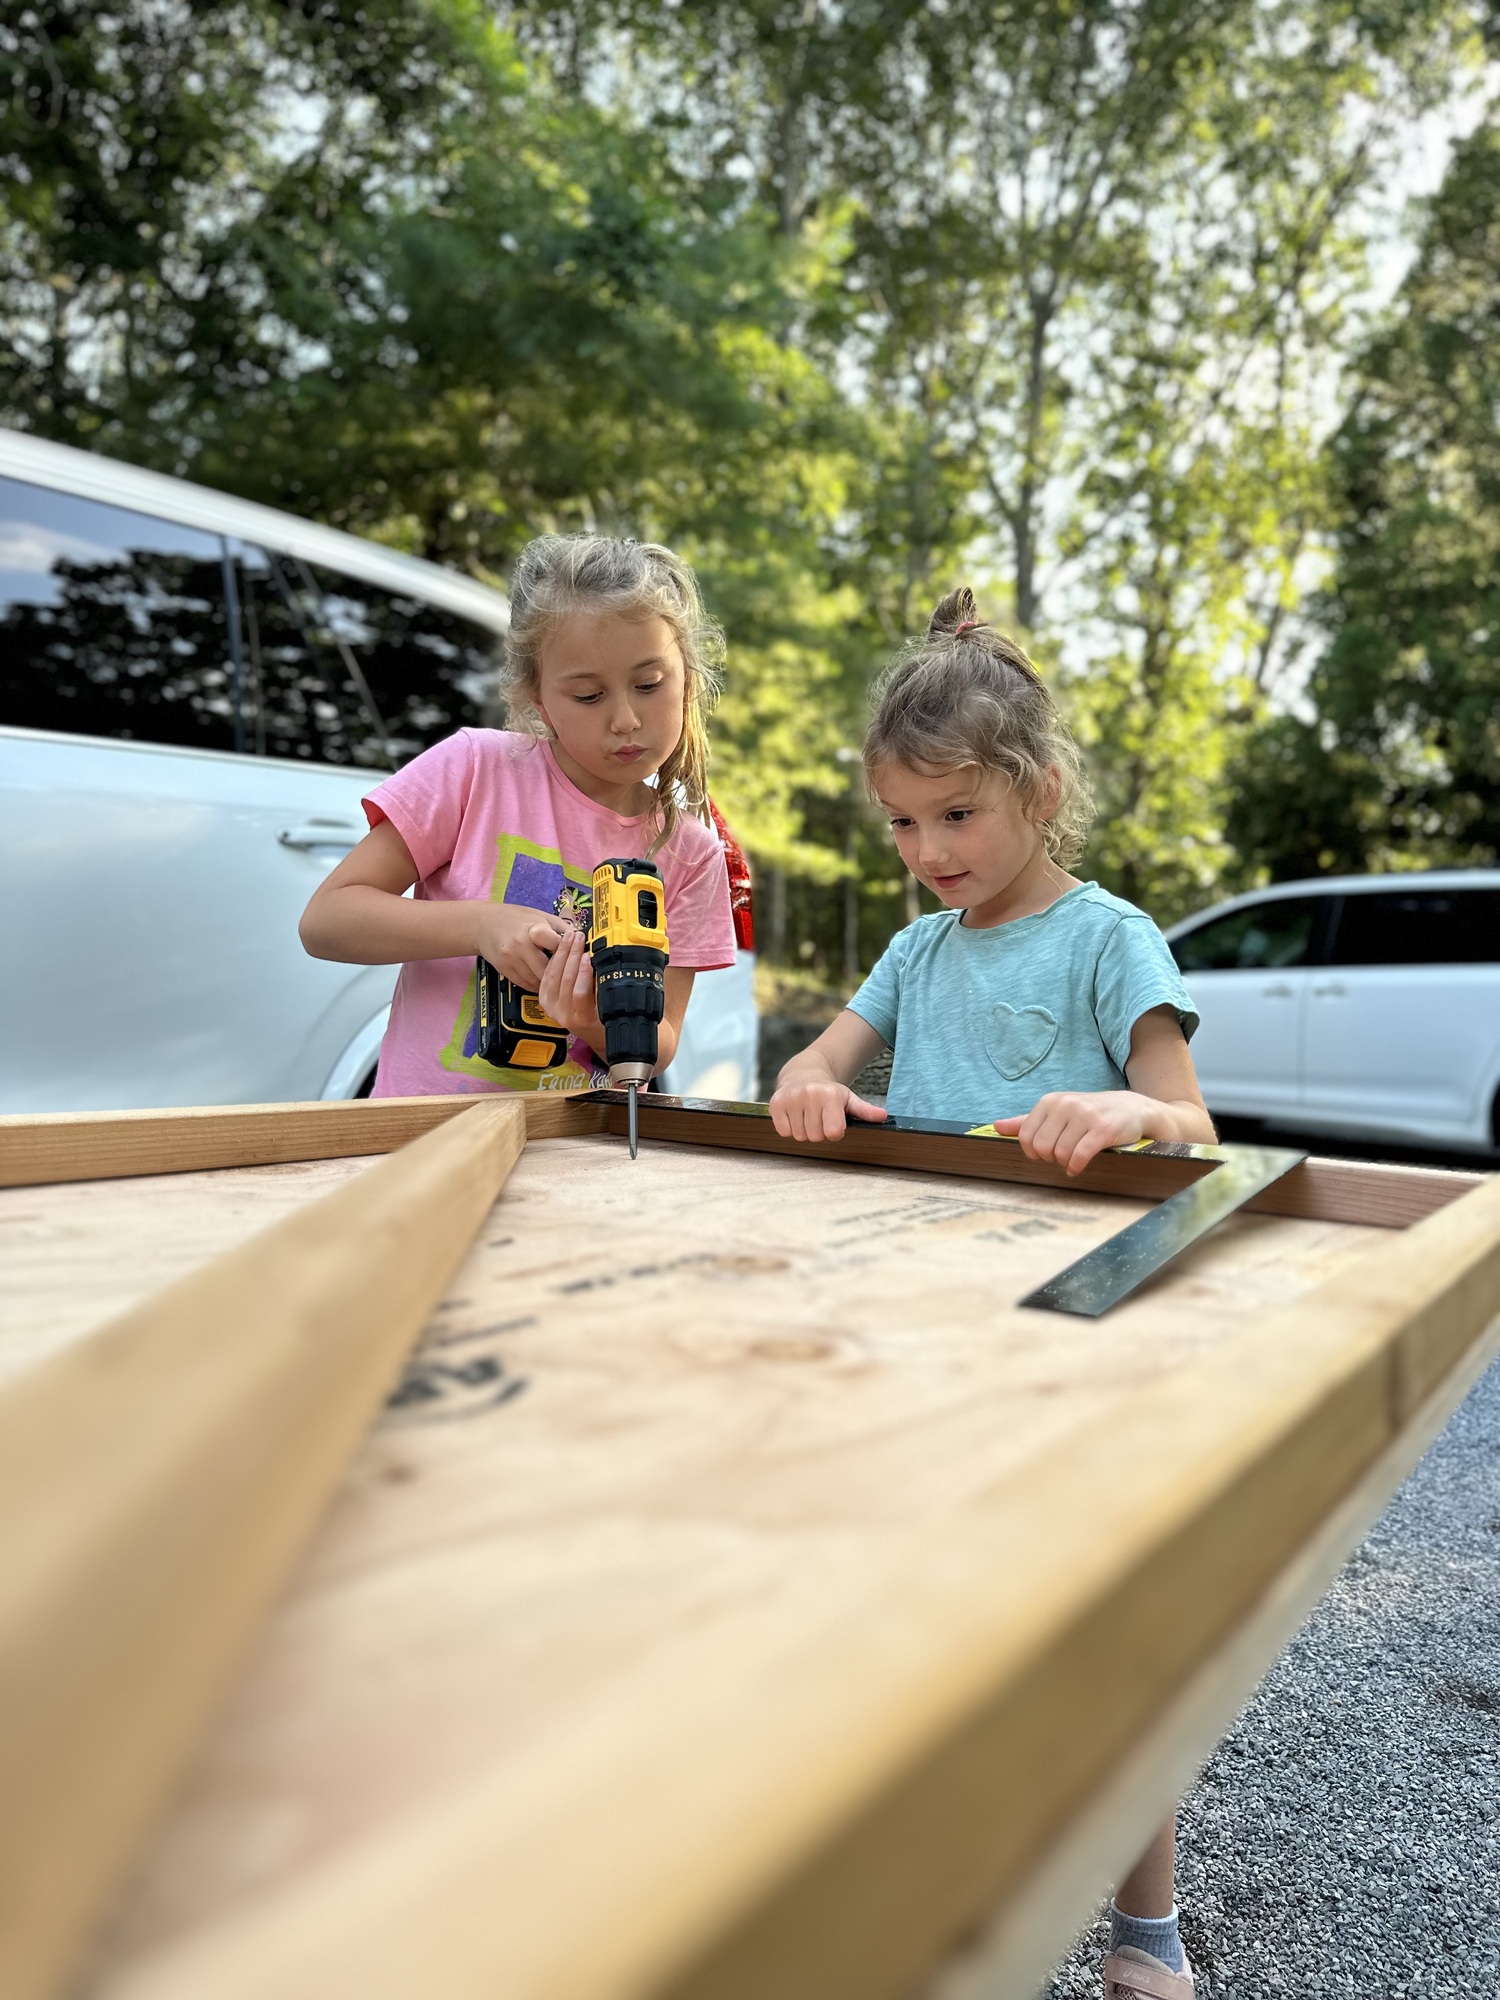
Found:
1014,1139 -> 1308,1316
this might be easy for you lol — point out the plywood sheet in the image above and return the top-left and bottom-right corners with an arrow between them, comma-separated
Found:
0,1159 -> 374,1386
76,1132 -> 1385,1987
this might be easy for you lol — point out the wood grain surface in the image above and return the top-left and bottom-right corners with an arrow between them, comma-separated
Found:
0,1093 -> 603,1189
0,1157 -> 373,1387
55,1134 -> 1493,2000
615,1100 -> 1485,1228
0,1099 -> 528,2000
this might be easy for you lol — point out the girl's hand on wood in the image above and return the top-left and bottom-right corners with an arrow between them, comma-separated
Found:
535,925 -> 603,1046
473,904 -> 571,990
992,1091 -> 1157,1177
768,1080 -> 887,1144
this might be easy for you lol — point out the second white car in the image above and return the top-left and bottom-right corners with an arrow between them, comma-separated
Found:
1166,873 -> 1500,1155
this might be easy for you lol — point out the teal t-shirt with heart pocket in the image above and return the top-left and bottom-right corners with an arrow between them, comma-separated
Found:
847,882 -> 1198,1122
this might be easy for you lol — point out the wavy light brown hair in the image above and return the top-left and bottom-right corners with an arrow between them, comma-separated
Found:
501,534 -> 724,850
864,587 -> 1094,867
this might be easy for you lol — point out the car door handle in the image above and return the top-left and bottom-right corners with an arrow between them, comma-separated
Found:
277,821 -> 364,850
1312,983 -> 1348,998
1261,983 -> 1296,998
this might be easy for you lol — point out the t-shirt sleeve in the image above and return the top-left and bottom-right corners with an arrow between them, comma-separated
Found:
664,831 -> 737,970
363,730 -> 475,881
1093,915 -> 1200,1072
848,935 -> 902,1045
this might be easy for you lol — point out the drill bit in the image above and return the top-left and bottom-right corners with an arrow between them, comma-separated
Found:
628,1081 -> 639,1160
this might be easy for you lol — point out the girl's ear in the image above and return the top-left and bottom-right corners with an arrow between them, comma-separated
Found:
1033,763 -> 1064,824
524,669 -> 555,738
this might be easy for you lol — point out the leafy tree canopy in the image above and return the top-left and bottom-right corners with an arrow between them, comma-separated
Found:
3,1 -> 1494,965
1231,118 -> 1500,881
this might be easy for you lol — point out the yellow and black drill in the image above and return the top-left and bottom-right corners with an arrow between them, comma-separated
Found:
588,856 -> 670,1158
473,856 -> 669,1157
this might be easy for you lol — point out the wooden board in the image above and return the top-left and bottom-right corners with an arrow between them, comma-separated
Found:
2,1092 -> 1483,1224
0,1102 -> 529,2000
0,1092 -> 599,1190
611,1098 -> 1487,1227
0,1105 -> 1495,2000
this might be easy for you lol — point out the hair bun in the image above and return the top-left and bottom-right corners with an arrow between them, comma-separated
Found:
928,586 -> 980,640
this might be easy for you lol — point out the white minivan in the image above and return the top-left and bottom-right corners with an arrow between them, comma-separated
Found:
1166,873 -> 1500,1155
0,431 -> 756,1113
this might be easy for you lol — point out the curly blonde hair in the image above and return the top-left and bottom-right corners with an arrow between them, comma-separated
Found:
864,587 -> 1094,868
502,534 -> 724,850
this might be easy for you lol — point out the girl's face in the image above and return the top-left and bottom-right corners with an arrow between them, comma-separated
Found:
532,612 -> 687,803
872,758 -> 1062,924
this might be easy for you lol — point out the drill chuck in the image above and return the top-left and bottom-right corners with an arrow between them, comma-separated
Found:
595,945 -> 666,1079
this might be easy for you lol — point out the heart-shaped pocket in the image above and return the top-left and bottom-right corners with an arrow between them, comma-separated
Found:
985,1001 -> 1059,1080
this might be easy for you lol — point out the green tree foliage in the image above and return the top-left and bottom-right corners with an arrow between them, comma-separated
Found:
3,3 -> 1491,972
2,2 -> 835,561
1231,118 -> 1500,880
516,1 -> 1481,931
3,0 -> 871,885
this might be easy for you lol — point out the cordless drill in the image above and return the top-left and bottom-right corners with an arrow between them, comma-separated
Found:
589,856 -> 670,1158
473,857 -> 668,1157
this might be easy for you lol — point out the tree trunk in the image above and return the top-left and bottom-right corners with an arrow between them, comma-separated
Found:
843,800 -> 861,984
766,865 -> 787,963
1011,294 -> 1053,634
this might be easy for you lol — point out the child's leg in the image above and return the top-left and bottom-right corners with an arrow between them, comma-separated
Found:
1115,1812 -> 1175,1917
1106,1811 -> 1189,1981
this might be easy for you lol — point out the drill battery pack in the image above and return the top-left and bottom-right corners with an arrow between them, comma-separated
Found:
473,958 -> 572,1072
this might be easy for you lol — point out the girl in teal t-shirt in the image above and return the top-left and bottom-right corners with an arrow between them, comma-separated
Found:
771,587 -> 1211,1998
771,586 -> 1210,1177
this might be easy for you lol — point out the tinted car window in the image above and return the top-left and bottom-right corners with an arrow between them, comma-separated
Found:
1330,888 -> 1500,966
307,560 -> 501,762
0,476 -> 237,751
1172,897 -> 1324,973
234,545 -> 501,767
233,545 -> 381,766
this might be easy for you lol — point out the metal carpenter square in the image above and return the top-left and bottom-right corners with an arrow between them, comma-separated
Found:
1019,1143 -> 1307,1317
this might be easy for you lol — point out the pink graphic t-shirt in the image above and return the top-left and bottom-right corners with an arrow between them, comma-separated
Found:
363,729 -> 736,1097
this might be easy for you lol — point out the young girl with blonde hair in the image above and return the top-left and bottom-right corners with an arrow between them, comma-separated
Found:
772,587 -> 1211,2000
301,535 -> 736,1095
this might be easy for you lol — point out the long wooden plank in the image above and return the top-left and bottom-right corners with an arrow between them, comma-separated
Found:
95,1168 -> 1500,2000
929,1302 -> 1500,2000
1248,1151 -> 1488,1226
0,1092 -> 603,1188
614,1098 -> 1484,1227
2,1092 -> 1481,1227
0,1097 -> 527,2000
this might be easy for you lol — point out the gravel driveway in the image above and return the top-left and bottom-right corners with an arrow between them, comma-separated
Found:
1040,1353 -> 1500,2000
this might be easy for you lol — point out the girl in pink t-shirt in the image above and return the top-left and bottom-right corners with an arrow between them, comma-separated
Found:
299,536 -> 737,1097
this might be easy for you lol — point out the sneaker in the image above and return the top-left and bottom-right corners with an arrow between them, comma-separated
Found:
1103,1943 -> 1196,1999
